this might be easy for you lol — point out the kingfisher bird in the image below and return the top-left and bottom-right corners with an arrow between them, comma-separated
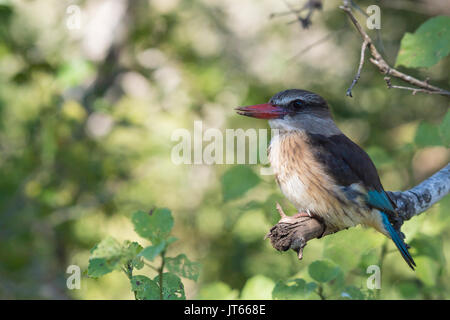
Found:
236,89 -> 415,270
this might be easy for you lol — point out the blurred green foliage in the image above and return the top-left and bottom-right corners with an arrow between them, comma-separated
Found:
221,165 -> 261,202
0,0 -> 448,300
88,208 -> 200,300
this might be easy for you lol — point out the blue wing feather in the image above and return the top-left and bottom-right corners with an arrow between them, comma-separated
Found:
367,190 -> 395,212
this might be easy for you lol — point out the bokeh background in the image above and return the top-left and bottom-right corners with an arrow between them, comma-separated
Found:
0,0 -> 449,299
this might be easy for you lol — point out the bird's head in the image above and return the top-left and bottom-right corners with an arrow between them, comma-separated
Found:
236,89 -> 337,134
236,89 -> 329,120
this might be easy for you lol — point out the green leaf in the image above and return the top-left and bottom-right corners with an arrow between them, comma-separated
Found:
396,16 -> 450,68
87,258 -> 114,278
153,273 -> 186,300
132,208 -> 174,243
415,122 -> 442,147
308,260 -> 341,283
340,286 -> 365,300
88,238 -> 145,277
138,236 -> 177,262
130,275 -> 160,300
139,242 -> 166,262
165,236 -> 178,246
221,165 -> 260,202
124,241 -> 144,270
240,275 -> 275,300
272,279 -> 318,300
165,254 -> 201,281
131,256 -> 144,270
89,237 -> 126,272
90,237 -> 123,259
124,241 -> 143,256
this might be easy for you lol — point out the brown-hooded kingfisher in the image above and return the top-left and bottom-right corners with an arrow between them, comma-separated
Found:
236,89 -> 416,270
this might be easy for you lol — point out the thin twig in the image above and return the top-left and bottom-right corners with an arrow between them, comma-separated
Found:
346,39 -> 369,97
384,77 -> 448,95
123,262 -> 138,299
340,4 -> 450,97
159,250 -> 166,300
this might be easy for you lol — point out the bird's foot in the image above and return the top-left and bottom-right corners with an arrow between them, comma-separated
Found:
290,238 -> 307,260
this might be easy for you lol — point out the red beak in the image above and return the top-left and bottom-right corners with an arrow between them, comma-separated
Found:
235,103 -> 287,119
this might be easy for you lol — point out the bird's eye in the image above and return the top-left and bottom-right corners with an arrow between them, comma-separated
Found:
291,100 -> 304,108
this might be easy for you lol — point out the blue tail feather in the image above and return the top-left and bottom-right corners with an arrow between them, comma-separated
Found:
380,211 -> 416,270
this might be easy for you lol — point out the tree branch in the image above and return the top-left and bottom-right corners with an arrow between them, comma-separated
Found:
384,77 -> 447,95
340,4 -> 450,97
266,163 -> 450,259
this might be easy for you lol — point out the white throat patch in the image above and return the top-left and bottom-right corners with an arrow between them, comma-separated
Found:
269,114 -> 341,136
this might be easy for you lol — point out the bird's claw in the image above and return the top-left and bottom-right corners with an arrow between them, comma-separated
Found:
290,238 -> 307,260
275,202 -> 287,218
297,246 -> 304,260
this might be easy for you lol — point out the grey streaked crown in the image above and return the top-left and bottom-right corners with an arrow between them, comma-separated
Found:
269,89 -> 328,108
